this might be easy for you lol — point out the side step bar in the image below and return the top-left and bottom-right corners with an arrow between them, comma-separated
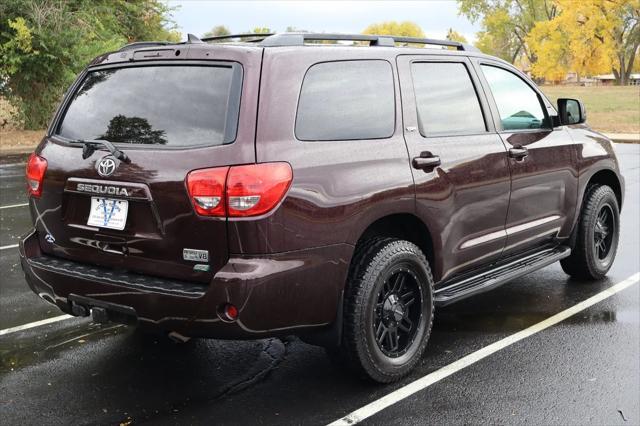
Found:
435,246 -> 571,306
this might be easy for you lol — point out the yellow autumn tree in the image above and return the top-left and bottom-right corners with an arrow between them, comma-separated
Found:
528,0 -> 640,84
362,21 -> 425,38
446,28 -> 468,43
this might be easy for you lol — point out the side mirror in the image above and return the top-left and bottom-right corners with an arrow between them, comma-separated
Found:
557,98 -> 586,125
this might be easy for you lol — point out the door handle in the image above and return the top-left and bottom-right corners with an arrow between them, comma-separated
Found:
509,146 -> 528,160
412,153 -> 441,170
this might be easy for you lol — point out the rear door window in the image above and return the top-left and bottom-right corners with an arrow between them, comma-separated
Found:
481,65 -> 548,131
296,60 -> 395,141
57,64 -> 242,147
411,62 -> 486,136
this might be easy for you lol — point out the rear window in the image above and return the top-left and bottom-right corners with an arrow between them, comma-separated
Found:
57,64 -> 242,147
295,60 -> 395,141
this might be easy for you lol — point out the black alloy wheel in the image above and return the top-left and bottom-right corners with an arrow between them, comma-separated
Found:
333,238 -> 434,383
561,184 -> 620,280
593,205 -> 614,261
373,268 -> 422,358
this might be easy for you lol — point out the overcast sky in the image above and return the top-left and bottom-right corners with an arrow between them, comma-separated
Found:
167,1 -> 480,42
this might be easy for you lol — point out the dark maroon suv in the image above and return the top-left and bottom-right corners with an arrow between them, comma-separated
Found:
20,33 -> 624,382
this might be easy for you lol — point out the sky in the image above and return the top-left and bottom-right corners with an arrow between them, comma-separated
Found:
167,1 -> 481,42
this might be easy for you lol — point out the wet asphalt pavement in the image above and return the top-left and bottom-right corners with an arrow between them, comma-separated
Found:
1,145 -> 639,425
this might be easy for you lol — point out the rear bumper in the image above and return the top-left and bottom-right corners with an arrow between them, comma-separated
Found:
19,229 -> 351,339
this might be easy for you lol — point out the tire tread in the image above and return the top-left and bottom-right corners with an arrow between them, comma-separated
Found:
339,238 -> 434,383
561,184 -> 619,280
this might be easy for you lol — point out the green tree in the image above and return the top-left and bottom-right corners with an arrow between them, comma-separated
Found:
203,25 -> 231,38
457,0 -> 558,64
362,21 -> 425,38
0,0 -> 179,129
249,27 -> 272,34
110,0 -> 180,42
446,28 -> 468,43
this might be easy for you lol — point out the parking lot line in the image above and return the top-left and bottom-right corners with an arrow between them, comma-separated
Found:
0,314 -> 74,337
328,272 -> 640,426
0,203 -> 29,210
0,244 -> 19,250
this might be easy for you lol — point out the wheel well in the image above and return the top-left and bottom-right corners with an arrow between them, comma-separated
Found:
587,169 -> 622,209
357,214 -> 434,269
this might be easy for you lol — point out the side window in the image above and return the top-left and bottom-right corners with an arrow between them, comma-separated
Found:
411,62 -> 486,136
481,65 -> 548,131
296,60 -> 395,141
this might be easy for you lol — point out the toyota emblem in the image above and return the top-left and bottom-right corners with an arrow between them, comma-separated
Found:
97,156 -> 117,177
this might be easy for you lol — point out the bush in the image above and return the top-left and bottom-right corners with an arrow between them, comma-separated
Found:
0,0 -> 180,130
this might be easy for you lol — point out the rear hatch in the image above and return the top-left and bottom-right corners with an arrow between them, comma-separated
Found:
30,45 -> 262,283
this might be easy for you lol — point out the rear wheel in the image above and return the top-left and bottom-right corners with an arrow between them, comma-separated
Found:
332,238 -> 434,383
561,185 -> 619,280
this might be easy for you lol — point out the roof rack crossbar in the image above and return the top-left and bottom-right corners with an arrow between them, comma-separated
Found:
259,33 -> 470,50
201,33 -> 275,42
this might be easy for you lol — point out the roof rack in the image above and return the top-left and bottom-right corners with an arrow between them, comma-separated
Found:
118,33 -> 478,53
201,33 -> 274,43
260,33 -> 477,51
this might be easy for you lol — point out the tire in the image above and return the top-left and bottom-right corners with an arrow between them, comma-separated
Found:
561,185 -> 620,280
332,238 -> 434,383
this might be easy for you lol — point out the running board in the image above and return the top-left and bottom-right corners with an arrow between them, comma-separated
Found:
434,246 -> 571,306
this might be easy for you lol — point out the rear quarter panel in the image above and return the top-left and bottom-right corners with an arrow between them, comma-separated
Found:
229,47 -> 416,257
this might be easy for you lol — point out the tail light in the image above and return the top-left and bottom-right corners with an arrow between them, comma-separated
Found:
26,153 -> 47,197
226,163 -> 293,217
186,162 -> 292,218
186,167 -> 229,217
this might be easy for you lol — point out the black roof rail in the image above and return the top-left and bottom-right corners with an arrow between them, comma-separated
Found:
260,33 -> 478,51
201,33 -> 274,43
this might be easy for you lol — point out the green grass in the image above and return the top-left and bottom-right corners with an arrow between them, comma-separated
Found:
541,85 -> 640,133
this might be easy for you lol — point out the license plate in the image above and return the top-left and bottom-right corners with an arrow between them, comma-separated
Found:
87,197 -> 129,230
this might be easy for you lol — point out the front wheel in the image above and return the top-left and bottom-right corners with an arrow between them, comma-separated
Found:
334,238 -> 434,383
561,185 -> 620,280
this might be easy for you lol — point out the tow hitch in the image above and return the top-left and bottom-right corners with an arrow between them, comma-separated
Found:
68,294 -> 137,325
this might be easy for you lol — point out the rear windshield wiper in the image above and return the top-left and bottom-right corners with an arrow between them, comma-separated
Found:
74,139 -> 131,163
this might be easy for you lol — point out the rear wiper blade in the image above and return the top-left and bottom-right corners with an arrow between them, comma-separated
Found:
74,139 -> 130,163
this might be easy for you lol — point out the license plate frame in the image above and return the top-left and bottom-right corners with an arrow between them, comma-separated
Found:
87,197 -> 129,230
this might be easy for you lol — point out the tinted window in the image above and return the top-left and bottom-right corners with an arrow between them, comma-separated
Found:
411,62 -> 486,136
58,65 -> 241,147
296,60 -> 395,141
481,65 -> 547,131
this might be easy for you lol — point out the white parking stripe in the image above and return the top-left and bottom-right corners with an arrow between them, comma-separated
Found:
0,202 -> 29,209
0,314 -> 74,337
0,244 -> 19,250
328,272 -> 640,426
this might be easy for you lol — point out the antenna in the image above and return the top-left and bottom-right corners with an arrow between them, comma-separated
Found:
187,33 -> 204,44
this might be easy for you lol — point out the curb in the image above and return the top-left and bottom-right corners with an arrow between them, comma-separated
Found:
607,138 -> 640,144
0,148 -> 34,156
603,133 -> 640,144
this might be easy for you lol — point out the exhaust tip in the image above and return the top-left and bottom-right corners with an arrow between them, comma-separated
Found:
90,307 -> 109,323
167,331 -> 191,344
